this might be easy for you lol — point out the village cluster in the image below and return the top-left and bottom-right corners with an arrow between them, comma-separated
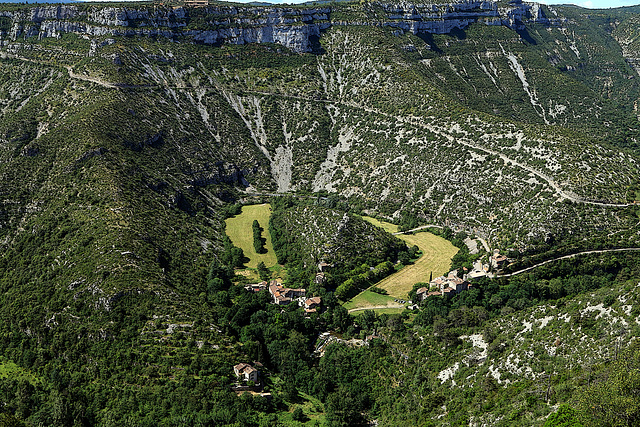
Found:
244,280 -> 323,314
244,262 -> 331,313
235,252 -> 509,388
416,250 -> 508,301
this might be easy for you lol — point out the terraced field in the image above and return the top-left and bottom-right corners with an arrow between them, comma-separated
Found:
225,204 -> 277,269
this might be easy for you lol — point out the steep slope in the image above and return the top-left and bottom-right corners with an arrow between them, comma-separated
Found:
0,1 -> 639,302
0,52 -> 276,396
269,203 -> 408,270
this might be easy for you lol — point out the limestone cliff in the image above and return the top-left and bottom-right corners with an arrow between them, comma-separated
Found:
0,1 -> 554,53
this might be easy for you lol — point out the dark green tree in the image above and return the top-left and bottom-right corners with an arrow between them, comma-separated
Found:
544,405 -> 583,427
257,262 -> 270,282
253,220 -> 266,254
292,407 -> 307,422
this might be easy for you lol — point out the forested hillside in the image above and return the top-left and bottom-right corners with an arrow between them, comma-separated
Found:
0,0 -> 640,425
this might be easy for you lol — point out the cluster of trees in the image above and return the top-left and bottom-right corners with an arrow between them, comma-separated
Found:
268,197 -> 304,267
414,251 -> 640,328
268,196 -> 413,292
2,217 -> 639,426
220,203 -> 242,219
252,220 -> 266,254
220,235 -> 245,269
334,261 -> 395,301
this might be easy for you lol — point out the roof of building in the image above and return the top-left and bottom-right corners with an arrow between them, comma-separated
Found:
305,296 -> 322,307
268,284 -> 280,295
448,276 -> 464,285
243,365 -> 258,374
234,363 -> 251,372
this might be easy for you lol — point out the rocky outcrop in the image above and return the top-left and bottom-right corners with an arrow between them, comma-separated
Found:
374,1 -> 554,33
0,1 -> 554,53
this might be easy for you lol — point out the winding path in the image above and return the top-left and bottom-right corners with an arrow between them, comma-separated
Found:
389,114 -> 633,208
392,224 -> 443,235
347,304 -> 404,313
247,90 -> 634,209
9,53 -> 633,209
497,248 -> 640,277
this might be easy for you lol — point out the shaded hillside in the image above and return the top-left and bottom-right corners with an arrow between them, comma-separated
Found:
0,2 -> 639,259
269,203 -> 408,272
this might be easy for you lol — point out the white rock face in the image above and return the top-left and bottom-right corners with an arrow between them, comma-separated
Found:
0,1 -> 556,53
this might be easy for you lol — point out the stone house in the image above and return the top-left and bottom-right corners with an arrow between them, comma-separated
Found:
244,281 -> 268,293
303,296 -> 322,314
234,363 -> 259,383
490,250 -> 508,270
429,270 -> 470,298
269,283 -> 306,305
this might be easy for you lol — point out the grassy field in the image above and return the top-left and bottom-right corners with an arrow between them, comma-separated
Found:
343,290 -> 403,312
225,204 -> 277,269
360,216 -> 399,234
361,217 -> 459,299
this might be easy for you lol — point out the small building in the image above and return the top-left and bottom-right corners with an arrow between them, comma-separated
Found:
447,276 -> 468,293
304,296 -> 322,314
234,363 -> 259,383
304,296 -> 321,309
245,281 -> 268,293
429,269 -> 470,298
273,293 -> 292,305
416,287 -> 428,301
467,260 -> 489,279
490,250 -> 508,270
268,283 -> 306,305
430,276 -> 445,289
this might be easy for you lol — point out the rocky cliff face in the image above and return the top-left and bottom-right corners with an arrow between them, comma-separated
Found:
0,1 -> 554,53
